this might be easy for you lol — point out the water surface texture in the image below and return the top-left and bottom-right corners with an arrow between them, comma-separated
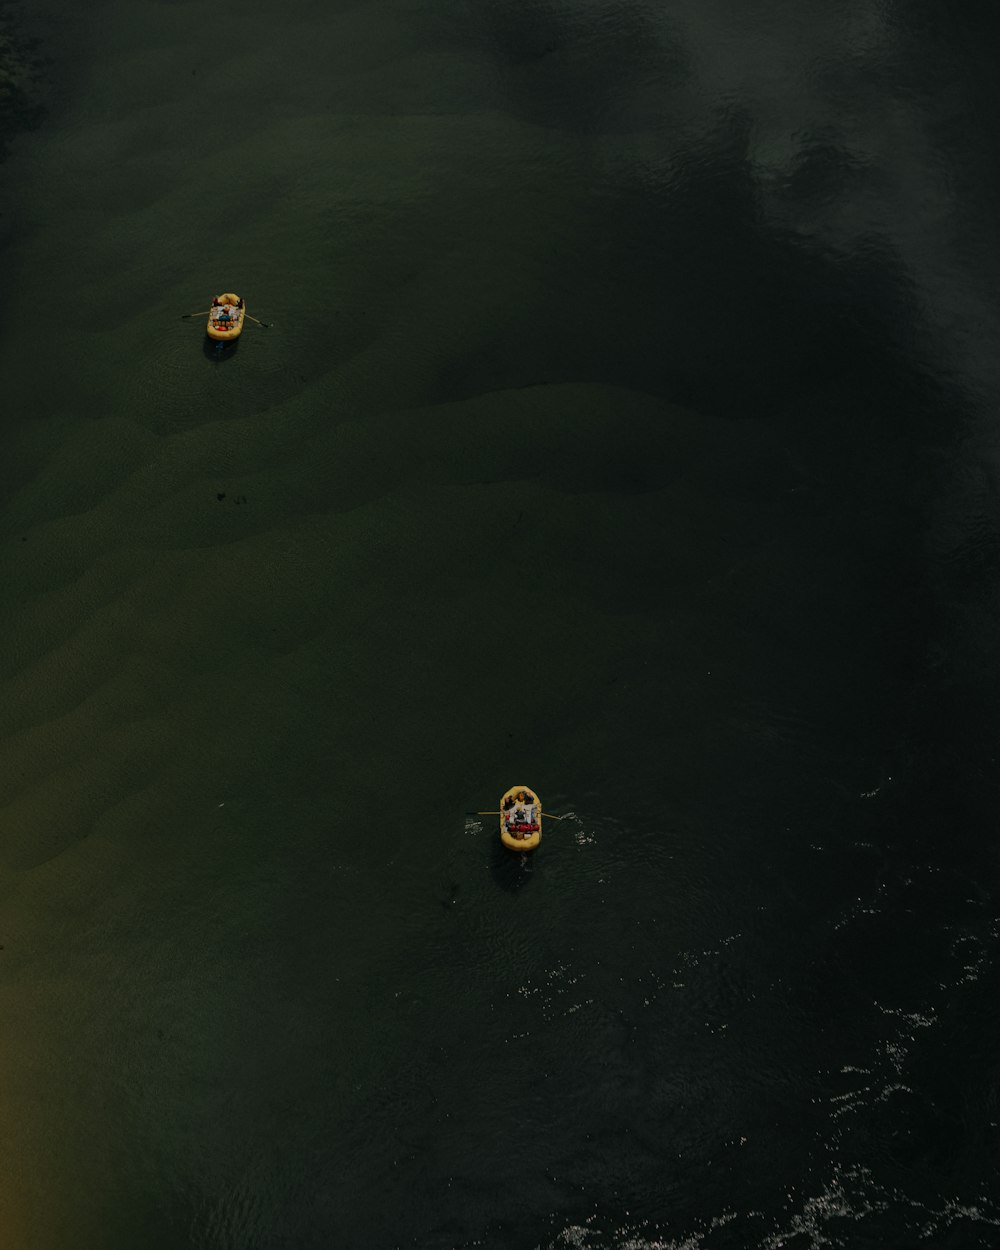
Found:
2,1 -> 1000,1247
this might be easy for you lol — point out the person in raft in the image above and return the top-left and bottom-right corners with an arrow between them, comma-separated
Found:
506,804 -> 539,836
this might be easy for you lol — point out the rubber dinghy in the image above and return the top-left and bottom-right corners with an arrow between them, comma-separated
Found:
207,292 -> 245,341
500,785 -> 542,851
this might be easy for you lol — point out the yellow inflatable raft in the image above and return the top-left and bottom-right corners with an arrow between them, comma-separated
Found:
500,785 -> 542,851
206,292 -> 245,341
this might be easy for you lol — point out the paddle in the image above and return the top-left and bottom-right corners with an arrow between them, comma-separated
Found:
467,809 -> 568,819
180,307 -> 269,325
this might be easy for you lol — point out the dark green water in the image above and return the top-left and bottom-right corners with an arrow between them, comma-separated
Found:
2,1 -> 1000,1246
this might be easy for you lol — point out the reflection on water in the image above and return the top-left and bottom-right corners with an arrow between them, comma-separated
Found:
202,335 -> 240,364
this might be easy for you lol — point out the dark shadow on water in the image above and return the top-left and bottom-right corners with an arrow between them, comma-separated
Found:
0,8 -> 47,166
489,835 -> 536,894
202,336 -> 240,364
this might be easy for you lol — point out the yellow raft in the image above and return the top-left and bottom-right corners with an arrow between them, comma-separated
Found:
206,292 -> 245,341
500,785 -> 542,851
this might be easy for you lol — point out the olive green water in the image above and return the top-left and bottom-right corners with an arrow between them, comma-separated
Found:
5,1 -> 1000,1248
2,5 -> 772,1244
